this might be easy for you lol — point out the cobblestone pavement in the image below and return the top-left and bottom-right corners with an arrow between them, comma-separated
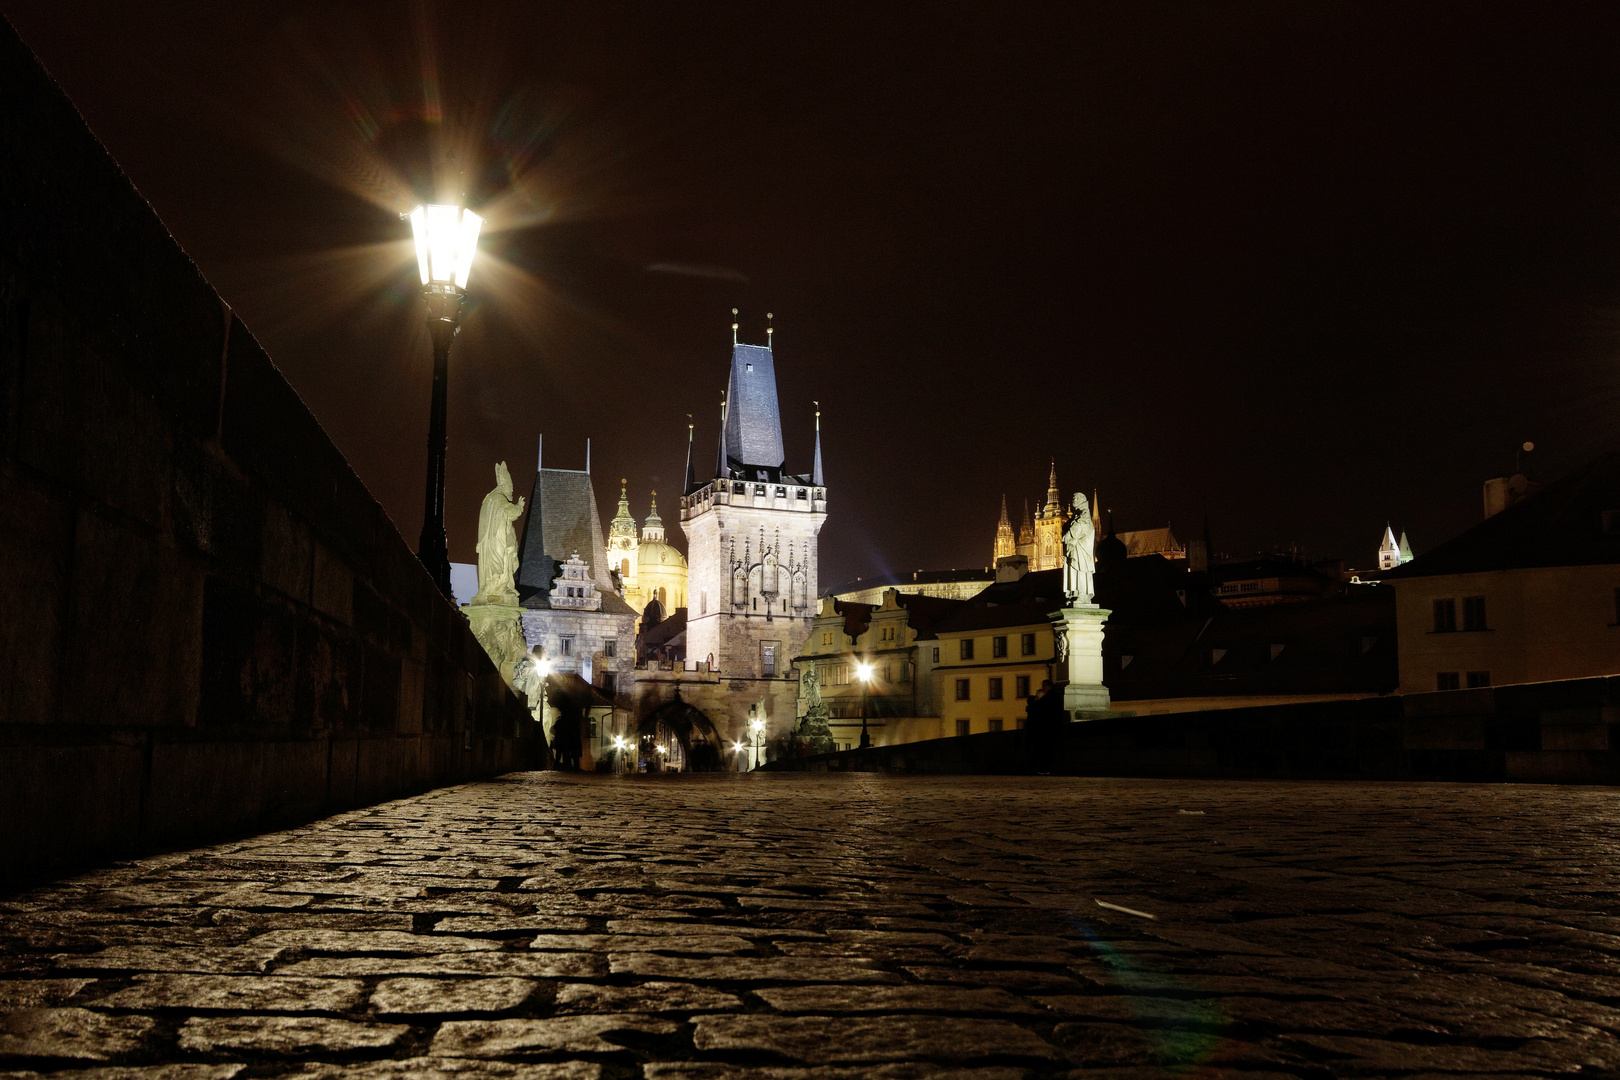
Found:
5,774 -> 1620,1079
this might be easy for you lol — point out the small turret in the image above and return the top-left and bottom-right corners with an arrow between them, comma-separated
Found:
1377,525 -> 1401,571
993,495 -> 1015,562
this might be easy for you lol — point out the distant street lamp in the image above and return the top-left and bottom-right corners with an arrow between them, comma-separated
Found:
529,654 -> 553,739
407,203 -> 484,598
855,661 -> 874,749
747,705 -> 767,770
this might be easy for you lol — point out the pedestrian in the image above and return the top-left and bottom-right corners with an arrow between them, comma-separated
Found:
1025,679 -> 1062,775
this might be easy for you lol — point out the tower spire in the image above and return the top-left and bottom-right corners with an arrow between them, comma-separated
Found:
1045,458 -> 1060,512
684,415 -> 696,494
812,400 -> 823,486
715,390 -> 728,479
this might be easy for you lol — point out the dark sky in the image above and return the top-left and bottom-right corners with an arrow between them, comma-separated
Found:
9,2 -> 1620,585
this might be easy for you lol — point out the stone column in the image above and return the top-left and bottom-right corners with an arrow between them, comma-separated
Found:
1052,605 -> 1112,719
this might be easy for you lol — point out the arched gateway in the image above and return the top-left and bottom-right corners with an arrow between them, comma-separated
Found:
639,693 -> 724,772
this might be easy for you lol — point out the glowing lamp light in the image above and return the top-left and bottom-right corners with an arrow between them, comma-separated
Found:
855,662 -> 874,682
408,204 -> 484,289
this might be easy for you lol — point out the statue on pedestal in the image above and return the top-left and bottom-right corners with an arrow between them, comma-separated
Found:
472,462 -> 525,607
1062,492 -> 1096,606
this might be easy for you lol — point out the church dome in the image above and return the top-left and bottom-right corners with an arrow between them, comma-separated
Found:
638,538 -> 687,571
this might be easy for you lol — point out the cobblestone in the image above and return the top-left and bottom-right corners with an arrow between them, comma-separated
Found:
3,773 -> 1620,1076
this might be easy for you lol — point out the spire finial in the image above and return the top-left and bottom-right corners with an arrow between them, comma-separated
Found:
731,307 -> 739,346
767,311 -> 774,349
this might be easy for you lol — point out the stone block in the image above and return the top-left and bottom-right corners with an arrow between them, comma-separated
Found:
170,437 -> 262,573
295,622 -> 359,735
310,543 -> 353,625
431,1015 -> 679,1057
0,743 -> 143,883
0,470 -> 70,725
144,738 -> 329,847
198,575 -> 295,727
16,301 -> 172,529
89,974 -> 365,1012
66,509 -> 204,728
0,1008 -> 155,1061
288,1061 -> 602,1080
608,956 -> 899,983
553,982 -> 741,1015
371,977 -> 535,1015
259,498 -> 314,605
691,1015 -> 1062,1064
177,1015 -> 407,1055
0,980 -> 92,1008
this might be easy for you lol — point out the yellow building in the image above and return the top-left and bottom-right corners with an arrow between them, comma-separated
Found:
1382,452 -> 1620,693
608,484 -> 689,616
930,594 -> 1059,737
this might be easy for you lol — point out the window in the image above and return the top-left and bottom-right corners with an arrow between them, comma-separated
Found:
1437,671 -> 1461,691
1466,671 -> 1491,688
988,677 -> 1004,700
1015,675 -> 1030,699
603,639 -> 616,658
1015,716 -> 1026,730
992,636 -> 1008,658
960,639 -> 975,660
1021,633 -> 1036,656
932,647 -> 940,663
587,718 -> 598,738
762,644 -> 777,677
988,718 -> 1004,732
955,678 -> 971,701
955,718 -> 970,737
560,637 -> 572,656
821,631 -> 833,646
1433,598 -> 1457,633
1463,596 -> 1488,631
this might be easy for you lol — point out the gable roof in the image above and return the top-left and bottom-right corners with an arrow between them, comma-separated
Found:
1382,451 -> 1620,578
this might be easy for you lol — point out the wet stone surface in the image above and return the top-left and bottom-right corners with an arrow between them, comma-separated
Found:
2,773 -> 1620,1077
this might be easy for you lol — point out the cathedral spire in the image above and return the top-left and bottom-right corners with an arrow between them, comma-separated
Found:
812,401 -> 823,486
1045,459 -> 1061,513
684,415 -> 696,494
994,495 -> 1015,562
1019,498 -> 1034,545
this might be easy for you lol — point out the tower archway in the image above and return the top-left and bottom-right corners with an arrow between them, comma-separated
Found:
638,693 -> 724,772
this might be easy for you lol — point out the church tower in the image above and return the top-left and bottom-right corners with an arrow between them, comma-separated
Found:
1017,498 -> 1035,563
1033,459 -> 1067,571
993,496 -> 1016,562
607,479 -> 639,595
681,314 -> 827,682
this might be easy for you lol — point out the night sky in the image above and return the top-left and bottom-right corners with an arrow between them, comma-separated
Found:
9,3 -> 1620,587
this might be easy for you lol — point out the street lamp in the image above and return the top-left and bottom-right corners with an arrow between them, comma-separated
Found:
855,661 -> 874,749
528,653 -> 552,738
611,734 -> 628,774
406,203 -> 484,598
748,705 -> 767,771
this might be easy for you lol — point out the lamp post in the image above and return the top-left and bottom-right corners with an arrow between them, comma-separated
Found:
406,203 -> 484,598
530,654 -> 552,740
855,661 -> 873,749
748,705 -> 767,771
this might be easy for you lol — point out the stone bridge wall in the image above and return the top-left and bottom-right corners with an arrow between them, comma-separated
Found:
0,20 -> 538,886
770,676 -> 1620,784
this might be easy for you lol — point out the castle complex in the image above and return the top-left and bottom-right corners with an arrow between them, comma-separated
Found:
995,461 -> 1069,570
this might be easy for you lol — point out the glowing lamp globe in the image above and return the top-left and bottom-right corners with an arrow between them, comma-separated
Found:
856,662 -> 873,682
408,204 -> 484,290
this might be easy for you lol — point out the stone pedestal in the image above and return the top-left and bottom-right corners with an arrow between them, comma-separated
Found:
1053,604 -> 1112,719
465,603 -> 526,692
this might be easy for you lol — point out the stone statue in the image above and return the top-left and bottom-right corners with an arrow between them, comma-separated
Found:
799,665 -> 823,712
472,462 -> 525,606
1062,492 -> 1096,605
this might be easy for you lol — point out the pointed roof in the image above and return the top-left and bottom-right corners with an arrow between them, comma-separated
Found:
1019,498 -> 1035,544
1045,459 -> 1061,511
723,343 -> 784,472
1398,532 -> 1413,561
998,495 -> 1011,528
812,403 -> 824,486
683,419 -> 697,495
515,467 -> 637,614
1379,525 -> 1399,554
